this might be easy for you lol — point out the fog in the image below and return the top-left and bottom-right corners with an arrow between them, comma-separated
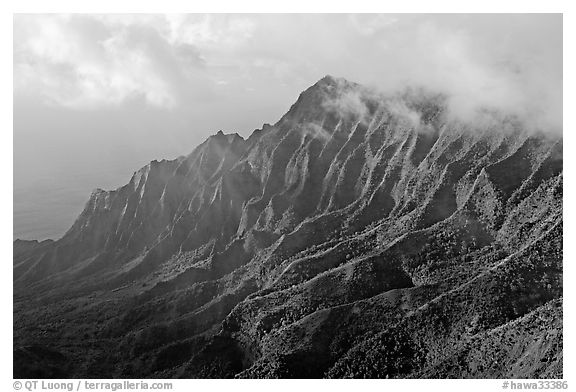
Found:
13,14 -> 562,239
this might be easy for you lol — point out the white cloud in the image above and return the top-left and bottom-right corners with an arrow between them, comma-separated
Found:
348,14 -> 399,36
14,15 -> 204,108
13,14 -> 562,132
165,14 -> 255,48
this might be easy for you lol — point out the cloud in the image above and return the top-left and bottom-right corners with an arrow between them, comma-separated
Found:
13,14 -> 563,242
348,14 -> 399,36
389,15 -> 560,131
387,99 -> 423,129
322,89 -> 370,123
300,123 -> 333,142
14,14 -> 214,109
165,14 -> 255,48
13,14 -> 562,132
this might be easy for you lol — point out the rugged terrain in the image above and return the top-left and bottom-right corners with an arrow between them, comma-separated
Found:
13,76 -> 563,378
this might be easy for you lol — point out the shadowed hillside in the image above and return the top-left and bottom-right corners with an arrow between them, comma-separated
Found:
14,76 -> 562,379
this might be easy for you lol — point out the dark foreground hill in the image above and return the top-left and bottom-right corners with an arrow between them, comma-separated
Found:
14,76 -> 563,378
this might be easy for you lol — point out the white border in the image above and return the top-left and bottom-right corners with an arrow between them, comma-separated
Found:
3,2 -> 572,391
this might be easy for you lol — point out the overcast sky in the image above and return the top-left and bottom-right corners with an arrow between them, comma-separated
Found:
14,14 -> 563,159
13,14 -> 562,238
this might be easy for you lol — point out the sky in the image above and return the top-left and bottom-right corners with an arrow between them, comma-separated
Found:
13,14 -> 562,240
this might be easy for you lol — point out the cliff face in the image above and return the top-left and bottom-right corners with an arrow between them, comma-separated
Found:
13,76 -> 562,379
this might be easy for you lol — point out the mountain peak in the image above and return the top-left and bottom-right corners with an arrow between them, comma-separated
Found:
209,130 -> 244,144
277,75 -> 368,125
314,74 -> 358,90
13,75 -> 563,380
318,74 -> 339,84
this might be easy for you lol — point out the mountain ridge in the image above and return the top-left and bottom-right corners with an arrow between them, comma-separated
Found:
14,76 -> 563,379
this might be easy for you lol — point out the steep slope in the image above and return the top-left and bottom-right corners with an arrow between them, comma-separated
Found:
13,76 -> 562,379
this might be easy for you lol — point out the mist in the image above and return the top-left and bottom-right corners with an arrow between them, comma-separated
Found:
13,14 -> 562,239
